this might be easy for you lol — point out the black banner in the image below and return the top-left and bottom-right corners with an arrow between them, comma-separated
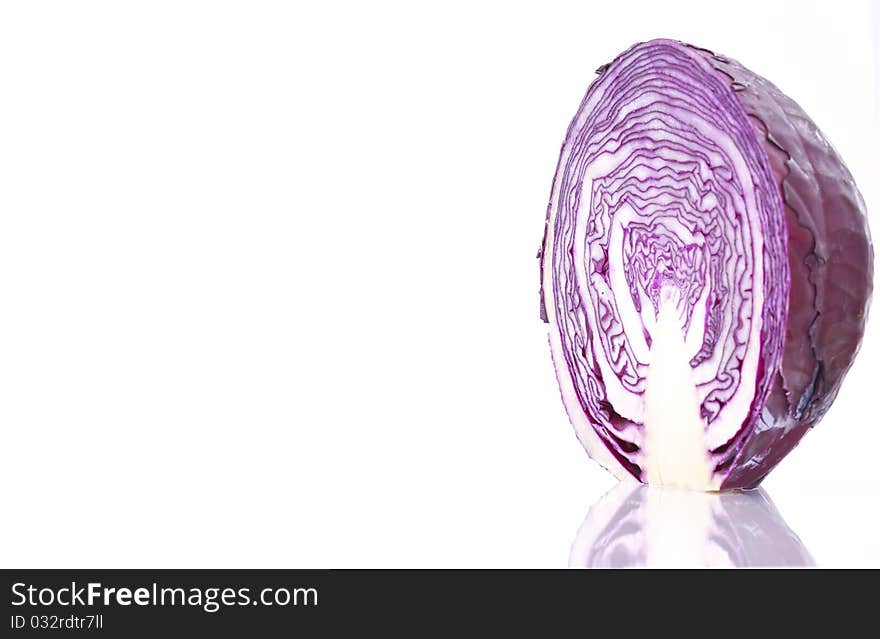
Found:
0,568 -> 839,636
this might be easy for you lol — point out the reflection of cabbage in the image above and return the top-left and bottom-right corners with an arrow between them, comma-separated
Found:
569,482 -> 814,568
539,39 -> 873,490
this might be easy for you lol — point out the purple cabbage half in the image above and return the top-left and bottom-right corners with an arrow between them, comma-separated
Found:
539,39 -> 873,490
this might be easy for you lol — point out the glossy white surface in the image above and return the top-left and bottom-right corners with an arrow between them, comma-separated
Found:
0,1 -> 877,567
570,482 -> 814,568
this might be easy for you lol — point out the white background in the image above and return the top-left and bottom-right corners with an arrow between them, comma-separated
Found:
0,1 -> 877,567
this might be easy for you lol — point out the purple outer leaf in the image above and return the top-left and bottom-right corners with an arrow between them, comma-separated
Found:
696,47 -> 874,488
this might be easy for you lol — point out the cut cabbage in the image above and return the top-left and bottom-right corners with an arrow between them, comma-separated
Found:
540,39 -> 873,490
